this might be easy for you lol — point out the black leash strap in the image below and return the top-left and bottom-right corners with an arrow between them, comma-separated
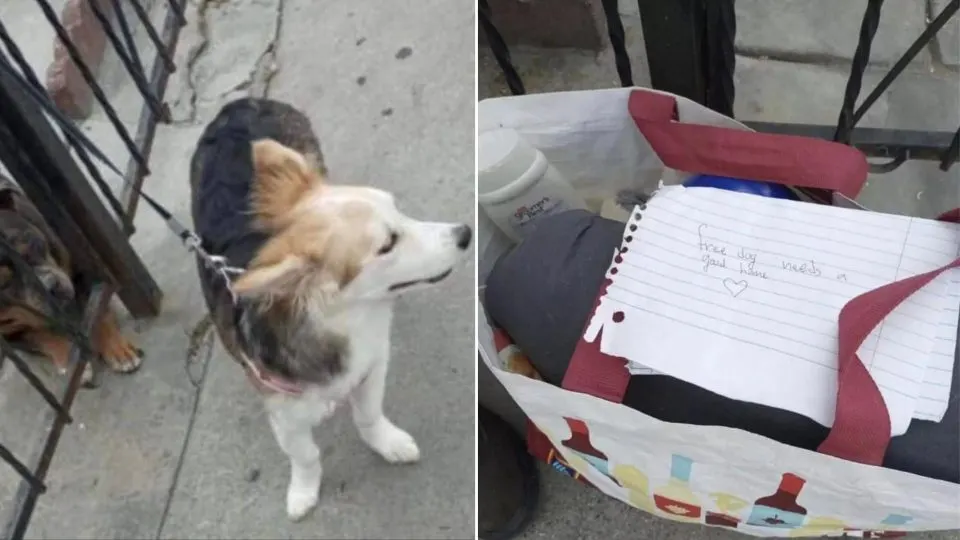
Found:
0,51 -> 244,285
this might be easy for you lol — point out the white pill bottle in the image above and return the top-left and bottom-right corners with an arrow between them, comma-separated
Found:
478,128 -> 587,242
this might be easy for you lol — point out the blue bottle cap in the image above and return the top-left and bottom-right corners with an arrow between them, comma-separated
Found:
684,174 -> 800,201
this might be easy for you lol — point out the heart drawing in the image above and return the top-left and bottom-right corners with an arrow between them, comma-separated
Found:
723,278 -> 748,297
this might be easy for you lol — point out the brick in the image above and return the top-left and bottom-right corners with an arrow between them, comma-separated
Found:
45,0 -> 114,119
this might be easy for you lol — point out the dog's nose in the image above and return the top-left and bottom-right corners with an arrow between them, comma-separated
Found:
453,224 -> 472,250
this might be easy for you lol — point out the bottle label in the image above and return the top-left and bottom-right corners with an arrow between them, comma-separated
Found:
509,196 -> 569,233
747,505 -> 806,529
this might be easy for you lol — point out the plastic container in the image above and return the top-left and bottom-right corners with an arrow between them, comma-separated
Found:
478,128 -> 587,241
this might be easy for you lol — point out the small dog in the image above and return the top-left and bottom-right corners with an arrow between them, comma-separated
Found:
190,98 -> 471,520
0,175 -> 141,383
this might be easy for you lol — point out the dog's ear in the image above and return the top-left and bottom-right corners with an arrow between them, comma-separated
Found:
231,255 -> 306,298
252,139 -> 311,177
251,140 -> 319,227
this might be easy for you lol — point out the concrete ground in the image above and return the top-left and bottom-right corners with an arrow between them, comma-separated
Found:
479,0 -> 959,539
0,0 -> 475,539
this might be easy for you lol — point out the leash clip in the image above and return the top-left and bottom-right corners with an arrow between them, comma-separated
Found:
183,233 -> 245,302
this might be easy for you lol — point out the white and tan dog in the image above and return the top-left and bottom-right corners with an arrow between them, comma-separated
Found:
189,98 -> 471,520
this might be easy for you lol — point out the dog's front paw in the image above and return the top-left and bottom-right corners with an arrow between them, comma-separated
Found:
101,338 -> 143,374
361,419 -> 421,464
286,485 -> 319,522
95,313 -> 142,374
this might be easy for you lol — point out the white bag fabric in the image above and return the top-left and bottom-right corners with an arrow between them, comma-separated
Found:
477,87 -> 960,537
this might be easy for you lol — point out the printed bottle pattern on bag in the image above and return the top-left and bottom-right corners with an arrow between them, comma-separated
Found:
612,464 -> 656,512
536,419 -> 918,537
789,516 -> 848,537
560,417 -> 621,486
652,454 -> 702,521
857,513 -> 913,538
538,426 -> 593,487
545,448 -> 593,487
746,472 -> 808,529
706,492 -> 748,528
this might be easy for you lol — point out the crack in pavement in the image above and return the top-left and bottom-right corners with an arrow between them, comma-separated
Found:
219,0 -> 285,99
172,0 -> 284,125
175,0 -> 214,125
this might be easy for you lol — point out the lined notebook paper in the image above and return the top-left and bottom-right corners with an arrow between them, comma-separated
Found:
915,263 -> 960,422
586,186 -> 959,435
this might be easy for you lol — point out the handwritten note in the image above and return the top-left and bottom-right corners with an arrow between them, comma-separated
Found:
585,186 -> 959,435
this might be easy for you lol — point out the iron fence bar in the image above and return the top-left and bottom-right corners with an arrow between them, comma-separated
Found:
941,128 -> 960,171
3,284 -> 113,540
703,0 -> 736,117
636,0 -> 709,108
0,443 -> 44,495
599,0 -> 633,87
0,26 -> 128,221
746,122 -> 957,163
835,0 -> 884,144
0,62 -> 119,281
636,0 -> 737,115
129,0 -> 176,72
87,0 -> 165,120
166,0 -> 187,26
0,59 -> 163,318
119,1 -> 183,230
0,340 -> 73,422
110,0 -> 147,84
0,74 -> 135,219
32,0 -> 149,172
850,0 -> 960,132
479,0 -> 525,95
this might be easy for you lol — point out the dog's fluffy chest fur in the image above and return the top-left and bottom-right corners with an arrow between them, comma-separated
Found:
264,299 -> 393,420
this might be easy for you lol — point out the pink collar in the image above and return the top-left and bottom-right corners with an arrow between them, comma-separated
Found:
241,356 -> 305,396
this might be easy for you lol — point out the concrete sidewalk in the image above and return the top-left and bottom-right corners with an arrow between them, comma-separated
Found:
0,0 -> 475,538
479,1 -> 959,539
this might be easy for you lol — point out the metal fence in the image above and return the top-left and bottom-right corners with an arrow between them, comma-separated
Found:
480,0 -> 960,194
0,0 -> 184,538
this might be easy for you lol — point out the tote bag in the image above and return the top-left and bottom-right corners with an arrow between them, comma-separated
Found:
477,87 -> 960,537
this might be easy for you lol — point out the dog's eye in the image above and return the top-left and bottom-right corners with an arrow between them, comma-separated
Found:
377,232 -> 399,255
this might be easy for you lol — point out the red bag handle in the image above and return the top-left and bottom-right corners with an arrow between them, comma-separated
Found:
561,90 -> 960,467
627,90 -> 870,199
